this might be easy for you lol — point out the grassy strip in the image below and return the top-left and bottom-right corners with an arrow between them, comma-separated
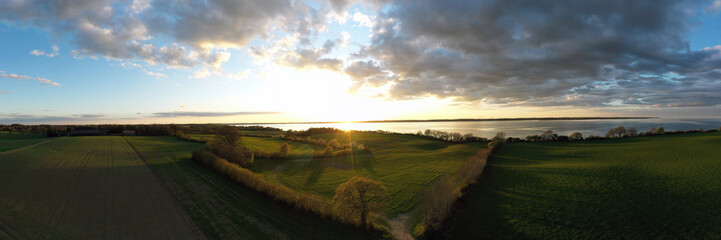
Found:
409,147 -> 492,238
191,147 -> 388,234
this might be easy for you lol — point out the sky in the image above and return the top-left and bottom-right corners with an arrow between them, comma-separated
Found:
1,0 -> 720,124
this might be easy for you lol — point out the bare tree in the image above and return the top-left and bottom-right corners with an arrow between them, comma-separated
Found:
492,132 -> 506,143
541,130 -> 555,141
627,128 -> 637,137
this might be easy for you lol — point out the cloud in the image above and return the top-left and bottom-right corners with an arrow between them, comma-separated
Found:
354,0 -> 721,108
276,39 -> 344,71
706,0 -> 721,13
0,113 -> 82,123
0,90 -> 11,95
152,111 -> 281,117
352,10 -> 374,27
72,114 -> 105,118
0,0 -> 328,75
30,45 -> 59,57
143,70 -> 167,79
0,72 -> 61,86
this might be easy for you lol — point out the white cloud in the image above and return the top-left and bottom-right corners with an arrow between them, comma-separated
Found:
29,45 -> 59,57
352,10 -> 374,27
143,70 -> 167,79
0,72 -> 61,86
190,68 -> 211,79
35,77 -> 61,86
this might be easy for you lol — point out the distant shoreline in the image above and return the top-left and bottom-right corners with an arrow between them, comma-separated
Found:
234,117 -> 659,125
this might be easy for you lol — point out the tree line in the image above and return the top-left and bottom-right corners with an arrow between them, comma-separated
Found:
191,126 -> 388,233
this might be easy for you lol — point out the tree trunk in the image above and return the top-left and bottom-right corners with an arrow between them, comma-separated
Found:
361,211 -> 367,230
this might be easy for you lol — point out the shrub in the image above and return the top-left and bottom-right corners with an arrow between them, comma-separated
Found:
328,138 -> 343,149
488,141 -> 498,149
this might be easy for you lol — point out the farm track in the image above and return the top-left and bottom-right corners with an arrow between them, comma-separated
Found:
0,137 -> 200,239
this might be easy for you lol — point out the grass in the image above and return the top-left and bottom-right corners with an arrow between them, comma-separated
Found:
0,136 -> 197,239
445,132 -> 721,239
189,132 -> 485,216
251,132 -> 486,216
0,133 -> 48,152
126,136 -> 377,239
189,134 -> 318,154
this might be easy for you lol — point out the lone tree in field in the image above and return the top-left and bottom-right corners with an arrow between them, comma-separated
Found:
215,126 -> 242,146
333,177 -> 387,229
279,143 -> 291,157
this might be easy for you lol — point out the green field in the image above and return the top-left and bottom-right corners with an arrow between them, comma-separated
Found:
0,136 -> 199,239
0,133 -> 49,152
191,132 -> 485,216
189,134 -> 318,155
125,136 -> 375,239
252,132 -> 485,215
446,132 -> 721,239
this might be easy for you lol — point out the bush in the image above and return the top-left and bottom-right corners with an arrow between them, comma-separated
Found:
488,141 -> 498,150
328,138 -> 343,149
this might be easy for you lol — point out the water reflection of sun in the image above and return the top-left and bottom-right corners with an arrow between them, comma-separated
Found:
339,122 -> 353,132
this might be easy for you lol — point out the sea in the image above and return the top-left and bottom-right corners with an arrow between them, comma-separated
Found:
239,118 -> 721,139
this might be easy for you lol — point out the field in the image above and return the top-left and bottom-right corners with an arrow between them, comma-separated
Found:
191,132 -> 485,216
125,136 -> 375,239
0,133 -> 49,152
0,136 -> 199,239
446,132 -> 721,239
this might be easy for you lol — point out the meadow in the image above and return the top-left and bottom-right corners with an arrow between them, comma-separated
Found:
193,132 -> 485,216
0,132 -> 49,152
125,136 -> 376,239
445,131 -> 721,239
0,136 -> 198,239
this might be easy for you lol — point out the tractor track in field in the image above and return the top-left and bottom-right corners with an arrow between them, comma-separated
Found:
123,137 -> 208,240
0,137 -> 60,156
171,160 -> 291,240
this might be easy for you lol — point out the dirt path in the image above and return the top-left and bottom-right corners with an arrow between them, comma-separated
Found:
388,214 -> 414,240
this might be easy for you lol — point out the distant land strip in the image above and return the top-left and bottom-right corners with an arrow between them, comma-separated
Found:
234,117 -> 659,125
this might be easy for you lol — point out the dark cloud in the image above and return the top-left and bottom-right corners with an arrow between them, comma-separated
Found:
355,0 -> 721,107
0,113 -> 83,124
152,111 -> 281,118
